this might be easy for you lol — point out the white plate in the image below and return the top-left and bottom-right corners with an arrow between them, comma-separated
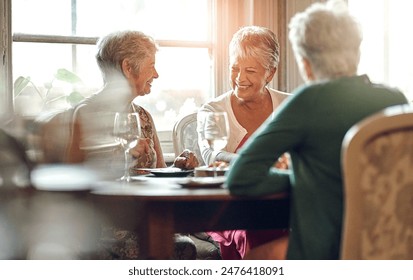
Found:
31,164 -> 98,191
176,176 -> 226,189
135,167 -> 193,177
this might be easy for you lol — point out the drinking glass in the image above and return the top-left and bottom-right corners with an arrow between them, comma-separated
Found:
113,112 -> 141,182
200,111 -> 230,177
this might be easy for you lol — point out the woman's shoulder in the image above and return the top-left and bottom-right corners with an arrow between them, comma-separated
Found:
268,88 -> 291,100
131,103 -> 155,127
268,88 -> 292,109
131,103 -> 152,117
131,103 -> 157,139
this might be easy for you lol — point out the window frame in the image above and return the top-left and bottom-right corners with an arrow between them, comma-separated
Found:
1,0 -> 290,123
0,0 -> 13,124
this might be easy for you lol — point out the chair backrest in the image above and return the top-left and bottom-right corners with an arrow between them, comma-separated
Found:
341,104 -> 413,259
34,108 -> 76,163
172,112 -> 204,166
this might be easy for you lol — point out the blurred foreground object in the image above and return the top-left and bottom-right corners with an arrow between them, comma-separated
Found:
0,134 -> 101,259
0,128 -> 32,189
0,129 -> 34,258
26,164 -> 100,259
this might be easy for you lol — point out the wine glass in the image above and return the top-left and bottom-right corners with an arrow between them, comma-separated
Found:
113,112 -> 141,182
200,111 -> 230,177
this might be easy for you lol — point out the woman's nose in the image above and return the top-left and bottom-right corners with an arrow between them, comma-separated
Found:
236,69 -> 246,81
153,68 -> 159,79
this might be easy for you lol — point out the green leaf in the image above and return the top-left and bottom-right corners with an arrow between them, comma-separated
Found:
66,91 -> 85,106
44,81 -> 53,90
13,76 -> 31,97
54,68 -> 83,84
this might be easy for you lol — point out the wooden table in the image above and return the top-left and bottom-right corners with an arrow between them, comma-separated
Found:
91,177 -> 290,259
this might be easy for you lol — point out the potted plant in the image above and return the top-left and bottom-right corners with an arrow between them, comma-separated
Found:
10,68 -> 88,151
13,68 -> 86,114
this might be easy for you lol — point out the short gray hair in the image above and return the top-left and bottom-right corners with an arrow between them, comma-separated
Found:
229,26 -> 280,70
288,0 -> 362,80
96,30 -> 158,81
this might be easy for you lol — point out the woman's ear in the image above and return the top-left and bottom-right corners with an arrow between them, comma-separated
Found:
121,59 -> 132,79
301,57 -> 315,81
266,67 -> 277,84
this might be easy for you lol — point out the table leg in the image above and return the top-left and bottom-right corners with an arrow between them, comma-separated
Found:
138,202 -> 175,259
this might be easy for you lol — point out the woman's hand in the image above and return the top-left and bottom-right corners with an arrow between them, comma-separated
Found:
129,138 -> 156,168
130,138 -> 153,156
208,161 -> 229,169
275,153 -> 290,170
174,149 -> 199,170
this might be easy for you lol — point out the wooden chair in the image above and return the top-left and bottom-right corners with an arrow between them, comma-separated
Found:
341,104 -> 413,259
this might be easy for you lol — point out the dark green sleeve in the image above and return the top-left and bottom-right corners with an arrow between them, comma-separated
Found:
228,167 -> 292,196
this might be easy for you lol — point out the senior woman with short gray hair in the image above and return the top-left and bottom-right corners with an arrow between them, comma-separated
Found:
69,30 -> 198,169
197,25 -> 290,260
68,30 -> 198,259
198,25 -> 290,166
226,0 -> 408,260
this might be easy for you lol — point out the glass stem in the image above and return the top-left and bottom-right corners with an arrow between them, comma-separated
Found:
124,149 -> 130,182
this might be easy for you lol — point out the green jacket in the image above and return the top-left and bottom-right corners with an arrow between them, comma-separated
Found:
226,75 -> 409,259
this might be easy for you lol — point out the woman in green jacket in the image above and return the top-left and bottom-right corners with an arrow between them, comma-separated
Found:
226,0 -> 409,260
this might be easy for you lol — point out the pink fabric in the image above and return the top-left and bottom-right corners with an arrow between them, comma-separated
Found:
207,230 -> 246,260
207,230 -> 287,260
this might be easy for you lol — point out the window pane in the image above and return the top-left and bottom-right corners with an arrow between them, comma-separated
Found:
77,0 -> 210,40
387,2 -> 413,101
348,0 -> 413,101
13,0 -> 210,41
138,47 -> 212,131
13,42 -> 101,116
12,0 -> 73,35
12,0 -> 213,132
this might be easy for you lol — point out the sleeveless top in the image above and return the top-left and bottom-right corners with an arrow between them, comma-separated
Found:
130,103 -> 157,168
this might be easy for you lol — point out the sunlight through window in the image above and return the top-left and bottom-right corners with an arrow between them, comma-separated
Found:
12,0 -> 213,131
348,0 -> 413,101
